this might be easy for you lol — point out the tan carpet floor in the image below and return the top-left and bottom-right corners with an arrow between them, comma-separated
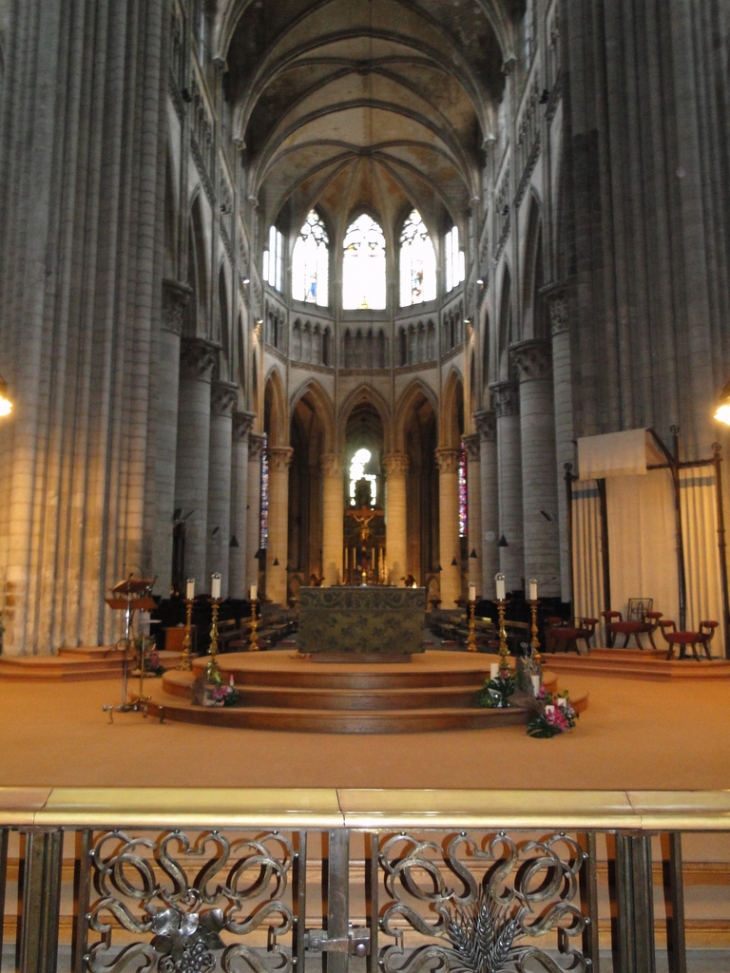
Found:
0,669 -> 729,790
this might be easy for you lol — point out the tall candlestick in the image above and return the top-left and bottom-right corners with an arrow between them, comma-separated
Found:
206,598 -> 221,680
211,572 -> 221,600
495,572 -> 506,601
186,578 -> 195,601
249,599 -> 259,651
466,599 -> 477,652
177,594 -> 194,671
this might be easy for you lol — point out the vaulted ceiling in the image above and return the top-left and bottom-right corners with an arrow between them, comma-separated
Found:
214,0 -> 518,243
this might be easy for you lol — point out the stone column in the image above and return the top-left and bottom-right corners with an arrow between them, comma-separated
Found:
267,445 -> 293,605
512,339 -> 560,597
435,448 -> 462,607
490,381 -> 524,592
246,434 -> 265,593
175,338 -> 218,589
463,435 -> 482,595
383,453 -> 409,584
474,410 -> 499,591
321,453 -> 344,586
206,381 -> 237,595
152,280 -> 190,594
548,293 -> 575,601
229,411 -> 254,599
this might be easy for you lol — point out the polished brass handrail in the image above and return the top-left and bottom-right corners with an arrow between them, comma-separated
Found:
1,785 -> 730,831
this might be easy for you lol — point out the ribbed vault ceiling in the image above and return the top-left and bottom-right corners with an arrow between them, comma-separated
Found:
215,0 -> 515,240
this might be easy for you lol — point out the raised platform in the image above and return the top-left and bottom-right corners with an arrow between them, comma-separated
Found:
0,646 -> 182,680
542,648 -> 730,680
145,649 -> 587,734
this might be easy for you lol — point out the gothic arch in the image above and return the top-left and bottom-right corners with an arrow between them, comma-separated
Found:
289,378 -> 336,454
263,366 -> 288,446
189,192 -> 209,337
393,379 -> 439,452
337,384 -> 392,453
521,192 -> 543,341
496,263 -> 512,379
439,367 -> 464,448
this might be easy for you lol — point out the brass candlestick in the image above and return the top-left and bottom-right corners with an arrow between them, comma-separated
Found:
249,599 -> 260,651
528,599 -> 542,667
466,600 -> 477,652
205,598 -> 221,680
177,597 -> 194,671
497,598 -> 510,673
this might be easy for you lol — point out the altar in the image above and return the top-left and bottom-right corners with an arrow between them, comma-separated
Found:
298,586 -> 426,661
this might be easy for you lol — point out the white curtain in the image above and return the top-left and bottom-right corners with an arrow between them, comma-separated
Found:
680,467 -> 723,645
572,480 -> 606,642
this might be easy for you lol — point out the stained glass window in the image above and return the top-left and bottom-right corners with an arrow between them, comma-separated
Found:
349,448 -> 377,507
292,210 -> 329,306
458,441 -> 467,538
342,214 -> 386,310
399,209 -> 437,306
445,225 -> 465,293
263,225 -> 283,291
260,436 -> 269,549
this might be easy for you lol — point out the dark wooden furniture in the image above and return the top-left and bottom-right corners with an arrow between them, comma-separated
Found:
659,620 -> 718,661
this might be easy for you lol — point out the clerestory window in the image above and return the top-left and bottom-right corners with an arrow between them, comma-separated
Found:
342,214 -> 386,310
263,225 -> 283,292
399,209 -> 436,306
292,210 -> 329,306
444,225 -> 465,293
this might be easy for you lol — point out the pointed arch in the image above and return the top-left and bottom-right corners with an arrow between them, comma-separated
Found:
289,378 -> 336,454
497,263 -> 512,379
521,191 -> 543,341
189,192 -> 209,337
264,366 -> 288,446
440,366 -> 465,448
337,383 -> 392,453
393,378 -> 439,452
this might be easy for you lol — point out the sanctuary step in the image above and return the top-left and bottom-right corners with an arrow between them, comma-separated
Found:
0,647 -> 182,681
146,649 -> 587,734
542,648 -> 730,680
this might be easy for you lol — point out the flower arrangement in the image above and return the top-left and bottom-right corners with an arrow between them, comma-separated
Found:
478,673 -> 515,708
526,687 -> 578,737
135,636 -> 165,676
203,672 -> 241,708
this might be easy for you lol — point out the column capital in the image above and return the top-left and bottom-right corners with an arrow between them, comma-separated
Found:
463,434 -> 480,463
474,409 -> 496,443
268,445 -> 294,472
232,410 -> 255,442
211,381 -> 238,418
180,337 -> 219,381
539,282 -> 572,337
248,433 -> 266,462
511,339 -> 552,381
489,380 -> 520,418
162,279 -> 192,335
435,447 -> 461,474
382,453 -> 409,477
321,452 -> 343,478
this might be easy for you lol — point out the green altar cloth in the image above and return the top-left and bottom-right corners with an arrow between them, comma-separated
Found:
298,587 -> 426,659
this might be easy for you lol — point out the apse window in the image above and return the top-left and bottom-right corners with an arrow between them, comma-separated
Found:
400,209 -> 436,306
349,448 -> 377,507
263,225 -> 284,292
292,210 -> 329,306
342,214 -> 386,310
444,225 -> 465,293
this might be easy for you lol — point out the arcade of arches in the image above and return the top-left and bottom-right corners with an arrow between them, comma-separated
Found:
0,0 -> 729,654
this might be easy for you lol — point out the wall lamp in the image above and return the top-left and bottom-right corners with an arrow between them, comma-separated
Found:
714,380 -> 730,425
0,374 -> 13,417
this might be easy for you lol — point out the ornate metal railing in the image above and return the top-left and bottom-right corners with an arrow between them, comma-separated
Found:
2,787 -> 729,973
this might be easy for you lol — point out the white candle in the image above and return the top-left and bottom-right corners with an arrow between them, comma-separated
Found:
490,663 -> 499,679
468,582 -> 476,602
211,573 -> 221,600
186,578 -> 195,600
495,573 -> 506,601
529,579 -> 538,602
530,674 -> 540,695
250,583 -> 257,602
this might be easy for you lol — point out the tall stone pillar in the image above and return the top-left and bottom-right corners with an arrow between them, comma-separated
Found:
463,435 -> 482,595
229,411 -> 254,599
474,410 -> 499,591
267,445 -> 293,605
548,292 -> 575,601
175,338 -> 217,589
206,381 -> 237,595
512,340 -> 560,597
383,453 -> 409,584
490,381 -> 524,592
246,434 -> 265,593
152,280 -> 190,594
321,453 -> 344,586
435,448 -> 462,607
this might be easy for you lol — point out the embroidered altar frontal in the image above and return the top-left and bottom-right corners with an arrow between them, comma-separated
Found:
298,587 -> 426,659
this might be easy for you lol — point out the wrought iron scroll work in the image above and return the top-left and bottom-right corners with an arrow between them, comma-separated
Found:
379,832 -> 590,973
86,830 -> 296,973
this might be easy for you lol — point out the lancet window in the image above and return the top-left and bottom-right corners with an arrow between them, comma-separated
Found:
458,441 -> 467,537
399,209 -> 436,306
444,225 -> 465,293
263,225 -> 284,291
292,210 -> 329,306
342,214 -> 386,310
349,448 -> 377,507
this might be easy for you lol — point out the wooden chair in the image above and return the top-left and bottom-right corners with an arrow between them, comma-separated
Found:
602,610 -> 644,648
659,620 -> 718,661
627,599 -> 663,648
546,617 -> 598,654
